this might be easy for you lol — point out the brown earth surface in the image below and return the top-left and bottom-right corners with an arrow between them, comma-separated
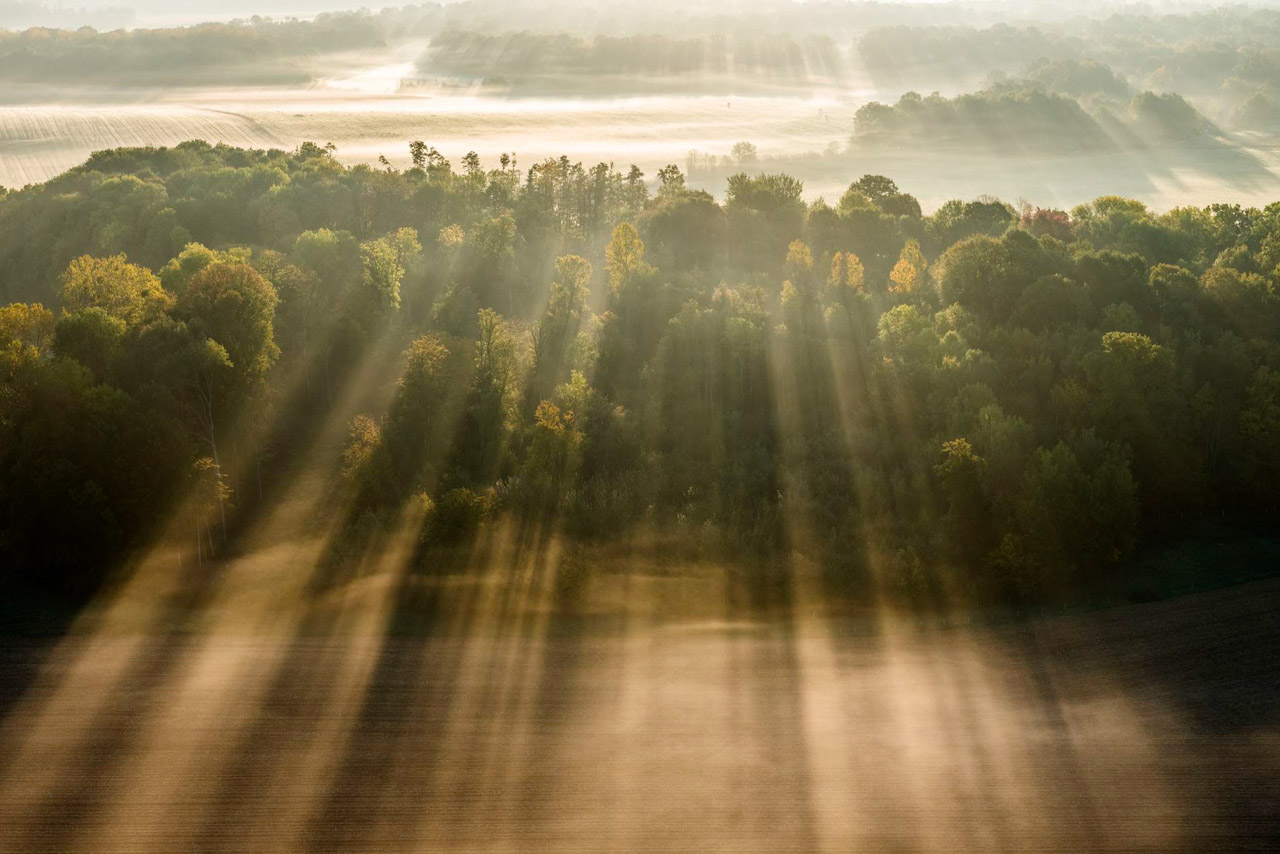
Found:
0,568 -> 1276,854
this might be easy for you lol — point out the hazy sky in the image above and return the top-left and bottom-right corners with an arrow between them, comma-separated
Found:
3,0 -> 1278,30
0,0 -> 374,28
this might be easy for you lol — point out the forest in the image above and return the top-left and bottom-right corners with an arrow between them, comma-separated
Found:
856,9 -> 1280,128
419,31 -> 844,90
0,11 -> 399,85
849,86 -> 1216,153
2,139 -> 1278,610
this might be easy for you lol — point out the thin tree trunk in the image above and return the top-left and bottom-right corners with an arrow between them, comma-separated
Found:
199,378 -> 227,538
325,348 -> 334,408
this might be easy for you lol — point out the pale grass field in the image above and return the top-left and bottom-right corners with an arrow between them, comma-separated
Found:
0,104 -> 284,188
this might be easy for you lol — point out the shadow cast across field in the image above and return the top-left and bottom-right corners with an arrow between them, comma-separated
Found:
2,536 -> 1280,852
0,309 -> 433,853
298,512 -> 582,853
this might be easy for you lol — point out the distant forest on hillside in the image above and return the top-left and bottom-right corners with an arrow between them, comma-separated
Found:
419,31 -> 844,88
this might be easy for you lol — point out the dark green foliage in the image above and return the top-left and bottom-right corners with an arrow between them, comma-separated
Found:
4,142 -> 1280,606
0,346 -> 189,592
422,488 -> 493,547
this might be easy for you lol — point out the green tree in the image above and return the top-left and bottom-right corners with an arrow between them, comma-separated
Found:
605,222 -> 650,296
361,235 -> 407,312
935,437 -> 993,566
160,243 -> 249,296
398,333 -> 450,423
53,308 -> 126,381
178,262 -> 280,388
465,308 -> 526,477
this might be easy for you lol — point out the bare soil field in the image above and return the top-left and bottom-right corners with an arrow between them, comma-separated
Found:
0,565 -> 1275,854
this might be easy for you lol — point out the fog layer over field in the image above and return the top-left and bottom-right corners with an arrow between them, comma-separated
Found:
5,82 -> 1280,211
5,1 -> 1280,208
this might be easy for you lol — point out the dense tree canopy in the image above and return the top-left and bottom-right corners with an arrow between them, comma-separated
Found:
2,140 -> 1279,606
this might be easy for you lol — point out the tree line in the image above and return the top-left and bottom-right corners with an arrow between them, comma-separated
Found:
0,12 -> 396,85
856,8 -> 1280,130
420,30 -> 842,87
850,86 -> 1216,154
2,140 -> 1279,607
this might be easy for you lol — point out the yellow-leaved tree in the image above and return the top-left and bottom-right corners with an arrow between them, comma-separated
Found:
827,251 -> 865,296
605,222 -> 650,296
888,239 -> 927,296
59,254 -> 173,323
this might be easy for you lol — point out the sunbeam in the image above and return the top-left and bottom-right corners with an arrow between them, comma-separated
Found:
3,4 -> 1280,850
